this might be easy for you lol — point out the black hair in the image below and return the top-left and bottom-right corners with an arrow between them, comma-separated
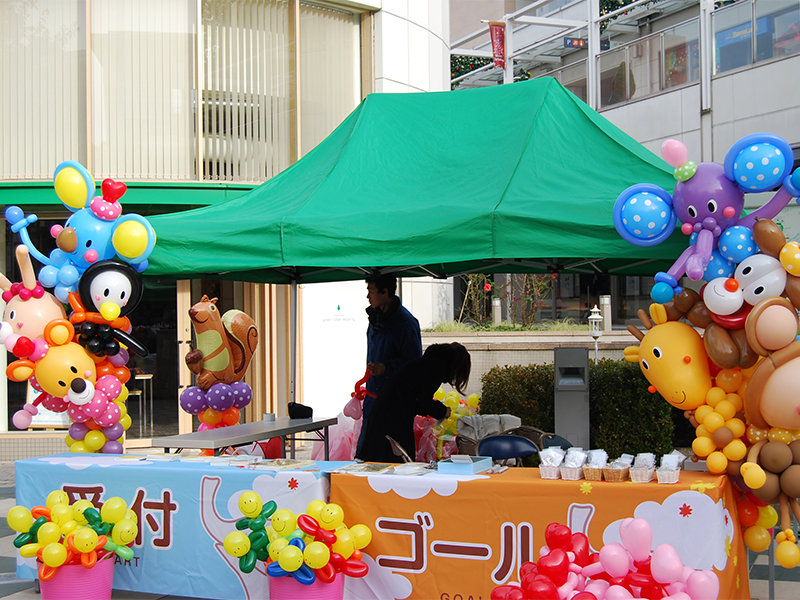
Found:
365,273 -> 397,297
424,342 -> 471,395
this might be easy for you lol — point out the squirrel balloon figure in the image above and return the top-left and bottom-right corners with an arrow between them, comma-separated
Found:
179,296 -> 259,430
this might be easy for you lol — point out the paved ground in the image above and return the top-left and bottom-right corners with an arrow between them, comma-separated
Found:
0,458 -> 796,599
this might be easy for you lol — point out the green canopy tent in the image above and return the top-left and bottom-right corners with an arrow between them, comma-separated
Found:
146,77 -> 684,402
146,77 -> 683,284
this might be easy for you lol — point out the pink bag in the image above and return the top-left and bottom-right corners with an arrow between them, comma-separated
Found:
343,371 -> 375,420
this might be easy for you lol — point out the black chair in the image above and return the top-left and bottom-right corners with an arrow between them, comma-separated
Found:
478,435 -> 538,467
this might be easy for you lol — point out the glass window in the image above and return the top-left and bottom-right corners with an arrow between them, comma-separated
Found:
598,49 -> 634,108
714,1 -> 754,73
92,0 -> 196,180
664,21 -> 700,88
628,38 -> 662,100
757,0 -> 800,59
559,61 -> 587,103
201,0 -> 293,182
0,2 -> 86,180
299,2 -> 361,156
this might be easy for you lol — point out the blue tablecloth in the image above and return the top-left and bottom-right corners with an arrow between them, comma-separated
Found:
15,453 -> 351,599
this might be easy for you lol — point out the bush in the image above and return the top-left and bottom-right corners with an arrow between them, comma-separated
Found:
480,358 -> 674,458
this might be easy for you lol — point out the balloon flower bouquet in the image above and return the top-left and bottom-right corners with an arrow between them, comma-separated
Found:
491,521 -> 719,600
7,490 -> 137,600
223,493 -> 371,599
415,388 -> 480,462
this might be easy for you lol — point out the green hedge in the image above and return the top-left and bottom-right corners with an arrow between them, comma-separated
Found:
480,358 -> 674,458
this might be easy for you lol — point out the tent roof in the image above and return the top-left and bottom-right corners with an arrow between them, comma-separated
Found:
146,78 -> 683,284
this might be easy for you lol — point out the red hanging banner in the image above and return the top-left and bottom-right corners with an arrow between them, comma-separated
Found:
489,21 -> 505,69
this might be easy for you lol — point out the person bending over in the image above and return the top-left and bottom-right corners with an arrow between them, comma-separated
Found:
356,342 -> 471,463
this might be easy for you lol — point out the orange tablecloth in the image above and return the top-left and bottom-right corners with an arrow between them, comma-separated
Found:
331,468 -> 749,600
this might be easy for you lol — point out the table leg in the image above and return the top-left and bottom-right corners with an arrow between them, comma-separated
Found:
324,426 -> 330,461
280,436 -> 286,459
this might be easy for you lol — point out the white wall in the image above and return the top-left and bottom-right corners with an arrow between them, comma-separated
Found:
301,1 -> 451,415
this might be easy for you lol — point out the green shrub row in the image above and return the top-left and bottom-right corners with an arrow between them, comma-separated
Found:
480,358 -> 675,458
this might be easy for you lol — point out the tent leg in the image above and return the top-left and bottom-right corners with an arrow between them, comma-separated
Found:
290,280 -> 297,405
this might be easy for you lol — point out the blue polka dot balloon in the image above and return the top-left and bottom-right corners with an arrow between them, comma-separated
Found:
724,134 -> 793,193
718,225 -> 757,263
703,249 -> 735,281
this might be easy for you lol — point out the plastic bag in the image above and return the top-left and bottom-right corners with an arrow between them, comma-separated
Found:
311,412 -> 362,461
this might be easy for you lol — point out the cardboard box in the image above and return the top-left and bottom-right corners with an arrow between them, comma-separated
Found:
438,456 -> 492,475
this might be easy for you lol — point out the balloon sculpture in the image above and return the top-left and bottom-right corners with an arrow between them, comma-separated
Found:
223,494 -> 371,586
180,295 -> 258,432
7,490 -> 137,583
614,134 -> 800,304
491,520 -> 719,600
415,388 -> 480,462
617,133 -> 800,568
4,163 -> 155,453
6,162 -> 156,303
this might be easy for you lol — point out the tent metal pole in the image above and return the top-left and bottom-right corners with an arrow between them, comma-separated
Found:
290,280 -> 297,405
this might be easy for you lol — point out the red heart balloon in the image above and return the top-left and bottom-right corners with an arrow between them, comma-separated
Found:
490,585 -> 525,600
523,579 -> 560,600
627,572 -> 656,587
634,556 -> 652,575
102,178 -> 127,202
520,561 -> 537,578
537,548 -> 569,587
544,523 -> 572,550
609,576 -> 633,593
568,532 -> 591,566
521,568 -> 539,587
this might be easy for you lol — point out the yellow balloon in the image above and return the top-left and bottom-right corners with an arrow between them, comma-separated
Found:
706,451 -> 728,474
6,506 -> 33,533
49,504 -> 74,526
715,369 -> 742,393
41,542 -> 68,567
702,412 -> 725,433
433,388 -> 445,401
318,503 -> 344,531
60,520 -> 78,536
331,527 -> 355,559
36,522 -> 62,546
725,392 -> 743,413
776,540 -> 800,569
238,491 -> 262,518
350,523 -> 372,549
73,527 -> 99,553
692,436 -> 716,458
54,166 -> 91,210
303,541 -> 331,569
726,418 -> 746,439
100,497 -> 128,524
744,525 -> 771,552
19,543 -> 41,558
756,505 -> 778,530
70,441 -> 89,453
120,414 -> 132,430
84,430 -> 107,451
125,509 -> 138,524
306,500 -> 325,521
268,538 -> 289,561
71,500 -> 94,525
722,439 -> 747,462
714,400 -> 736,421
705,386 -> 725,407
111,519 -> 138,545
443,396 -> 459,409
64,435 -> 76,447
46,490 -> 69,509
271,509 -> 297,537
467,393 -> 480,408
277,545 -> 303,572
694,405 -> 714,423
223,531 -> 251,557
266,526 -> 279,543
742,463 -> 767,489
112,220 -> 149,259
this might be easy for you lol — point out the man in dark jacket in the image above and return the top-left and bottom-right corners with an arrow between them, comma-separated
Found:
356,273 -> 422,456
